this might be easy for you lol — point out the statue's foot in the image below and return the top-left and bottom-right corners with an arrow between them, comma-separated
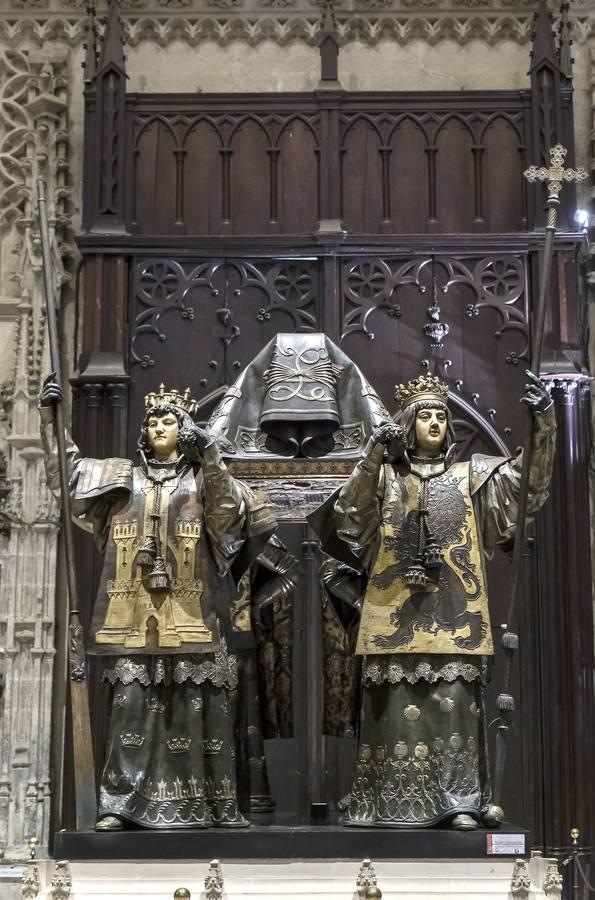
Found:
481,804 -> 504,827
336,792 -> 352,812
214,812 -> 250,828
95,814 -> 124,831
451,813 -> 478,831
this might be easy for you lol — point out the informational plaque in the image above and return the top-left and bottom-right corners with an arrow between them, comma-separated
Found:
487,833 -> 526,855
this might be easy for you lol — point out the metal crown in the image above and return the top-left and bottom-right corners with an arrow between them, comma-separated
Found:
144,383 -> 199,417
394,375 -> 449,409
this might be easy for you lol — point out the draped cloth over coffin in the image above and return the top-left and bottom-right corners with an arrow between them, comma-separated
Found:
209,333 -> 389,458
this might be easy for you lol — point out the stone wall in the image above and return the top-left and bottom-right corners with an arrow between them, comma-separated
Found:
0,0 -> 593,857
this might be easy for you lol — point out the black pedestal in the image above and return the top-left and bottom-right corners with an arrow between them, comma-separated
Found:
53,823 -> 530,860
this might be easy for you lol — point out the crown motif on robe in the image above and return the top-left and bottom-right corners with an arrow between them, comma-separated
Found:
144,383 -> 199,417
120,733 -> 145,747
167,736 -> 192,753
394,375 -> 449,410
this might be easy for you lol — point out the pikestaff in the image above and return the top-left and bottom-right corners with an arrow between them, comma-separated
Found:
37,180 -> 97,830
492,145 -> 588,807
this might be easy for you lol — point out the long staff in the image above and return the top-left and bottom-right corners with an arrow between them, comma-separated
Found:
37,180 -> 97,830
492,146 -> 587,808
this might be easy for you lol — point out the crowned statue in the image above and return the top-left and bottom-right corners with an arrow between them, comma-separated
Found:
39,378 -> 275,830
309,371 -> 556,830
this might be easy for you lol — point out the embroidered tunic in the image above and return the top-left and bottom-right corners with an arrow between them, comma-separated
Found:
322,405 -> 556,826
40,408 -> 275,828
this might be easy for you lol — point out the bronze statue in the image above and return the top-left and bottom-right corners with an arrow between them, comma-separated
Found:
233,535 -> 297,814
310,372 -> 556,829
39,379 -> 274,830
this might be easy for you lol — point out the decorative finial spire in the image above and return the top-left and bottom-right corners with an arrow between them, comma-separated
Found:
82,3 -> 98,83
529,0 -> 560,75
318,0 -> 340,87
320,0 -> 336,36
97,0 -> 127,77
558,1 -> 573,81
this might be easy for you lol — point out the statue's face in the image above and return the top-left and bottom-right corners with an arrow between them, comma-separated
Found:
414,406 -> 447,457
147,411 -> 179,461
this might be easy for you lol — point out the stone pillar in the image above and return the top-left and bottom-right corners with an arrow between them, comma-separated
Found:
0,50 -> 72,856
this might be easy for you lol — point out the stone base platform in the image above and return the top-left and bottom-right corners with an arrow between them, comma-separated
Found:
7,853 -> 562,900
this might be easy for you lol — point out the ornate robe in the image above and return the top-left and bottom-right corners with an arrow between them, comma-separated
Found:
324,406 -> 556,827
40,408 -> 275,828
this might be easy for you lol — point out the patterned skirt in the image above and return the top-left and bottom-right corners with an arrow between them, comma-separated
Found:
98,654 -> 248,828
344,657 -> 491,828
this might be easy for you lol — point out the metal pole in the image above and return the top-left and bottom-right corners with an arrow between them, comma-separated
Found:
492,146 -> 587,808
303,533 -> 326,821
37,179 -> 97,830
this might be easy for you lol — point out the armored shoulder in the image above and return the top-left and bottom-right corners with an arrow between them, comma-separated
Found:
73,457 -> 133,501
468,453 -> 508,496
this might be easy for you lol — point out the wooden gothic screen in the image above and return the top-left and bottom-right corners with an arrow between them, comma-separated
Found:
65,0 -> 594,860
119,93 -> 532,238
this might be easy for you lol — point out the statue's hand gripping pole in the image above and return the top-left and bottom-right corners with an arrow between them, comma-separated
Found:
491,146 -> 588,809
37,180 -> 97,830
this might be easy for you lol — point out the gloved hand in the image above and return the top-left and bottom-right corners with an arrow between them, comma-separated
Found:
177,413 -> 215,461
363,422 -> 407,461
520,370 -> 552,414
39,373 -> 63,407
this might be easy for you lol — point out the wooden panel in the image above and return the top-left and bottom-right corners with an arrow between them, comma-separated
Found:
230,119 -> 271,234
483,116 -> 526,232
124,93 -> 532,237
133,118 -> 178,234
277,118 -> 319,233
340,118 -> 383,233
390,117 -> 428,233
435,118 -> 475,233
184,120 -> 225,235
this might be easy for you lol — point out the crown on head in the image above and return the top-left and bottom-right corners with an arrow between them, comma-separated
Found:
144,383 -> 199,417
394,375 -> 449,410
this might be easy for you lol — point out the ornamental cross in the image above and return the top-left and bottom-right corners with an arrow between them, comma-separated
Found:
524,143 -> 588,222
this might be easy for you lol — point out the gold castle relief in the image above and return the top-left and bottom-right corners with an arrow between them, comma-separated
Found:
96,477 -> 212,648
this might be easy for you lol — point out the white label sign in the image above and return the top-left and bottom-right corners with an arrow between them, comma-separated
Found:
0,866 -> 25,878
487,833 -> 526,855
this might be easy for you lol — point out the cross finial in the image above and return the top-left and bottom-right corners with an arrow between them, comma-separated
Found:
524,144 -> 587,196
524,144 -> 587,228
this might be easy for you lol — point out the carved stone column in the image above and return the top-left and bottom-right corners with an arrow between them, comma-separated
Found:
0,50 -> 72,856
